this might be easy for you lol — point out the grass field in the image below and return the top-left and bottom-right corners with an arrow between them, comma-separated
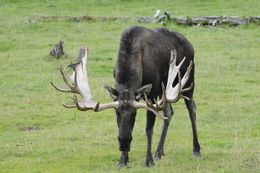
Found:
0,0 -> 259,172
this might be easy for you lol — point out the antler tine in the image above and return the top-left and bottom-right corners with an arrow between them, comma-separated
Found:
180,60 -> 193,87
179,82 -> 194,101
166,70 -> 182,103
180,95 -> 191,101
170,49 -> 177,65
182,82 -> 194,93
60,65 -> 75,90
144,93 -> 152,107
62,104 -> 77,108
148,83 -> 167,111
171,49 -> 186,69
50,64 -> 78,94
133,101 -> 168,120
157,82 -> 167,109
153,98 -> 160,108
50,82 -> 76,93
60,95 -> 77,108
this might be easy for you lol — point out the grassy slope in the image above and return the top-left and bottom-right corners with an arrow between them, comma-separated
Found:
0,0 -> 259,172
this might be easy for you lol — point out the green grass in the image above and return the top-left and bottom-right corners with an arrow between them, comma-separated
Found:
0,0 -> 259,172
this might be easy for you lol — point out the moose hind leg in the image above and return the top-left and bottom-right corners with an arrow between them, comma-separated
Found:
154,103 -> 173,160
185,98 -> 201,156
145,111 -> 156,167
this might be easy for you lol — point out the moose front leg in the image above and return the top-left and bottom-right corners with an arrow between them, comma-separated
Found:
154,103 -> 173,160
145,111 -> 156,167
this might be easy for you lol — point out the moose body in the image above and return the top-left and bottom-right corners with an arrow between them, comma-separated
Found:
52,26 -> 201,167
109,26 -> 200,167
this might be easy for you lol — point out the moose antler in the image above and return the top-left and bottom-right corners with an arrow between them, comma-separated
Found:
144,49 -> 193,111
51,47 -> 119,111
51,47 -> 192,120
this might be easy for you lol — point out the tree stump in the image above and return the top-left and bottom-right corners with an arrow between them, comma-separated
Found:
49,40 -> 65,58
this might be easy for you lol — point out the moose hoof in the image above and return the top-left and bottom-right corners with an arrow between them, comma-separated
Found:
118,161 -> 128,169
192,151 -> 201,157
118,158 -> 129,169
154,150 -> 164,160
145,156 -> 155,167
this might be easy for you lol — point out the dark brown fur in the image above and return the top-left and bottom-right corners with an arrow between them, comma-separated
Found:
107,26 -> 200,167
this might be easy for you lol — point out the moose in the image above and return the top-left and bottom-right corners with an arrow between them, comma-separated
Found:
51,26 -> 201,167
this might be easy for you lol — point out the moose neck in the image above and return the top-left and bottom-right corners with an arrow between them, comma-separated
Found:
114,53 -> 143,92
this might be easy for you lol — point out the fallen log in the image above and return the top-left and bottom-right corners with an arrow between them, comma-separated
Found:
29,15 -> 260,27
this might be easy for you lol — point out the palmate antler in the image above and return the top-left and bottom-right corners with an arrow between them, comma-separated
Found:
51,47 -> 119,111
144,49 -> 193,111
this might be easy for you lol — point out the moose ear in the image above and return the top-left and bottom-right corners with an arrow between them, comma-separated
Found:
104,85 -> 119,100
135,84 -> 152,100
